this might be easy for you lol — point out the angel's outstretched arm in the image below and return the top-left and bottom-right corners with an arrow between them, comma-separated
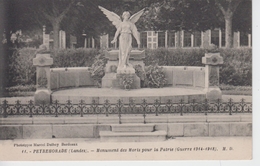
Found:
111,25 -> 122,44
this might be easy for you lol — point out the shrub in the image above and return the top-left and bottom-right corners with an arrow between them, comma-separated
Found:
134,65 -> 146,88
144,64 -> 167,88
219,48 -> 252,86
144,47 -> 252,86
7,48 -> 101,87
6,47 -> 251,88
7,48 -> 36,86
88,54 -> 107,87
120,74 -> 134,90
144,48 -> 205,66
5,85 -> 36,92
52,48 -> 100,67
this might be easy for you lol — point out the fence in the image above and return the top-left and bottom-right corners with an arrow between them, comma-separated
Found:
0,98 -> 252,122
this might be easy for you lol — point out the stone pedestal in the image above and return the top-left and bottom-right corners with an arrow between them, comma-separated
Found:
202,53 -> 223,101
102,50 -> 145,89
33,53 -> 53,105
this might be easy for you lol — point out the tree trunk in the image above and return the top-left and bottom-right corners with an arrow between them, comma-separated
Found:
225,14 -> 233,48
52,20 -> 60,51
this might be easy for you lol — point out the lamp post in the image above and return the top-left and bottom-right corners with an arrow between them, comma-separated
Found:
43,25 -> 46,45
82,30 -> 87,48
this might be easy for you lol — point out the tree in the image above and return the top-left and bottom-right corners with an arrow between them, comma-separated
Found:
143,0 -> 250,48
26,0 -> 84,51
214,0 -> 243,48
145,0 -> 222,32
233,0 -> 252,34
12,0 -> 157,49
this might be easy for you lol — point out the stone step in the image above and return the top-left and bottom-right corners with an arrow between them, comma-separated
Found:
111,124 -> 155,132
100,130 -> 167,142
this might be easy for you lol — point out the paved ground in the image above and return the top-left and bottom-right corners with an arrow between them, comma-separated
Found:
52,87 -> 205,97
0,87 -> 252,104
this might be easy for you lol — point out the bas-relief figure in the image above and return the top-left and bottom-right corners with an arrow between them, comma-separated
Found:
98,6 -> 144,71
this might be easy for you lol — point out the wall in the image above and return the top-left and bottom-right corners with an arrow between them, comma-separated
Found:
50,67 -> 95,90
0,114 -> 252,139
100,30 -> 251,49
162,66 -> 205,88
50,66 -> 205,90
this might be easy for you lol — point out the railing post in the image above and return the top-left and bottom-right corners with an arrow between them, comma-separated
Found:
2,100 -> 9,118
202,52 -> 223,102
33,46 -> 53,105
141,99 -> 147,124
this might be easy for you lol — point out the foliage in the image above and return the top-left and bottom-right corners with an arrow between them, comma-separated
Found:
233,0 -> 252,34
219,84 -> 252,91
143,47 -> 251,86
220,84 -> 252,96
151,0 -> 222,32
3,0 -> 251,49
144,48 -> 205,66
134,65 -> 146,88
7,48 -> 36,86
144,64 -> 167,88
52,48 -> 100,67
6,47 -> 251,89
120,75 -> 134,90
4,0 -> 157,49
219,48 -> 252,86
213,0 -> 244,48
87,53 -> 106,87
204,44 -> 219,53
5,85 -> 36,93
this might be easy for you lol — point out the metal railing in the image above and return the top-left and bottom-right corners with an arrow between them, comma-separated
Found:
0,98 -> 252,120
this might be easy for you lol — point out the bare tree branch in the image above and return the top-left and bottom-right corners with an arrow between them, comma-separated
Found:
214,0 -> 226,15
43,12 -> 55,23
230,0 -> 243,12
57,0 -> 76,22
52,0 -> 60,17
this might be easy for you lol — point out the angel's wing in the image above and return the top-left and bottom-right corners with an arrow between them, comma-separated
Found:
98,6 -> 121,29
129,8 -> 145,24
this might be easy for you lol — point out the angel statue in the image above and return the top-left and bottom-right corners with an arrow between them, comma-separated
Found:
99,6 -> 145,70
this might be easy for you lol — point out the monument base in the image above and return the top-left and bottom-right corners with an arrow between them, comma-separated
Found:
204,87 -> 222,102
101,49 -> 144,90
116,73 -> 140,89
34,89 -> 52,105
101,72 -> 140,89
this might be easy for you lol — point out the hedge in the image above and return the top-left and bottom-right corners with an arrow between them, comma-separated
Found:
52,48 -> 100,68
144,48 -> 252,86
7,48 -> 36,87
144,48 -> 205,66
6,47 -> 252,87
6,48 -> 101,86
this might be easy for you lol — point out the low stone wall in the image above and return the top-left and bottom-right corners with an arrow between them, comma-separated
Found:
50,67 -> 95,90
162,66 -> 205,88
49,66 -> 205,90
0,115 -> 251,139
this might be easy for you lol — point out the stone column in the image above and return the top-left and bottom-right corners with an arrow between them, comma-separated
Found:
102,50 -> 144,89
202,53 -> 223,101
33,53 -> 53,105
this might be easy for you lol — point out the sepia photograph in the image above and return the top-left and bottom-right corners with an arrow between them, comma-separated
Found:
0,0 -> 255,163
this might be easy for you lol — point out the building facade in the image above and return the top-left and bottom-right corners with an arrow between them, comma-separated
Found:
97,29 -> 251,49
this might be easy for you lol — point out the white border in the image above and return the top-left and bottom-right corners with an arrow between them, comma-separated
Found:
0,0 -> 259,165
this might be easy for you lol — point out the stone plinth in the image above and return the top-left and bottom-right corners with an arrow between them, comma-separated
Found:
102,50 -> 144,89
111,124 -> 155,132
105,49 -> 145,61
116,68 -> 141,89
100,124 -> 166,142
33,53 -> 53,105
202,53 -> 223,101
